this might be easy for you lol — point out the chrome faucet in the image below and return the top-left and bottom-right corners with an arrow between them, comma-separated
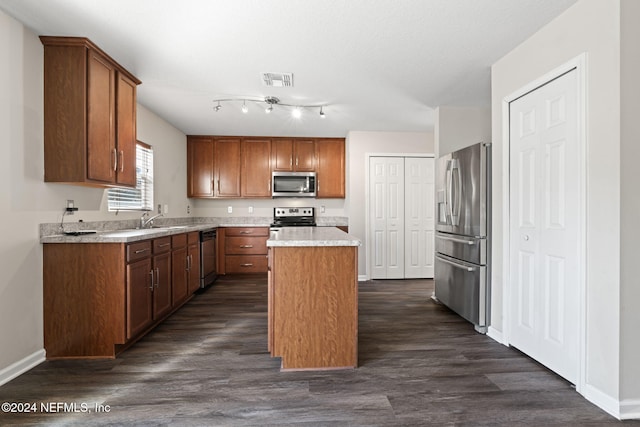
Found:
140,212 -> 163,229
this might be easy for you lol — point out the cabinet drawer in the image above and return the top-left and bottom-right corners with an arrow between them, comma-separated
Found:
187,231 -> 200,245
225,236 -> 267,255
172,233 -> 187,248
127,240 -> 152,263
225,255 -> 268,273
225,227 -> 269,237
153,237 -> 172,254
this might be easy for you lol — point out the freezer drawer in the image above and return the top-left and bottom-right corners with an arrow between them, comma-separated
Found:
434,254 -> 489,328
435,232 -> 487,265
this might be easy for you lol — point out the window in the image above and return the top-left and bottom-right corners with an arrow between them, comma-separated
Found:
108,142 -> 153,211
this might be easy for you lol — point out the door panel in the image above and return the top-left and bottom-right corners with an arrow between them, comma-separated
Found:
370,157 -> 404,279
405,157 -> 435,278
86,51 -> 115,183
509,69 -> 579,384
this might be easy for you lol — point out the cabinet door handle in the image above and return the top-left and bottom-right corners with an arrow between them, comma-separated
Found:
149,270 -> 154,290
240,245 -> 254,248
186,254 -> 191,271
239,231 -> 252,234
119,150 -> 124,173
158,243 -> 171,248
112,148 -> 118,172
155,268 -> 160,287
135,248 -> 150,254
240,263 -> 254,267
296,157 -> 299,167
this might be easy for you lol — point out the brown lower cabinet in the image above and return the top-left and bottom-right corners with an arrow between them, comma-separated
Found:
218,227 -> 269,274
43,232 -> 200,359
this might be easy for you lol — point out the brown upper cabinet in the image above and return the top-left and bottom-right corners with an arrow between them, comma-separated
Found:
186,136 -> 214,197
241,138 -> 272,198
187,136 -> 345,199
214,137 -> 242,198
316,138 -> 346,198
186,136 -> 242,198
41,36 -> 141,187
271,139 -> 316,172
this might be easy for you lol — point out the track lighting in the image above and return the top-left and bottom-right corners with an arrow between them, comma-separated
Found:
211,96 -> 327,120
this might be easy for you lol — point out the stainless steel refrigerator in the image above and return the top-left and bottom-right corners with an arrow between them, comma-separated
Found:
434,142 -> 491,333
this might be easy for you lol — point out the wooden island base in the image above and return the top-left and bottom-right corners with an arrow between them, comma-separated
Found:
268,244 -> 358,370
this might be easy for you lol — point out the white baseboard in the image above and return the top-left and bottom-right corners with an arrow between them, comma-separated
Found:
358,275 -> 368,282
582,383 -> 621,420
620,398 -> 640,420
487,326 -> 506,345
0,349 -> 45,387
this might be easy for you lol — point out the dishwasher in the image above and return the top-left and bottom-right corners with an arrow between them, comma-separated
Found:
200,228 -> 218,288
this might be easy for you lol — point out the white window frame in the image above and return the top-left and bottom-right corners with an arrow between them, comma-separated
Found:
107,141 -> 154,212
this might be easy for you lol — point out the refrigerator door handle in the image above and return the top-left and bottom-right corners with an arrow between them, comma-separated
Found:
450,159 -> 461,226
436,234 -> 476,245
445,160 -> 453,224
436,254 -> 476,272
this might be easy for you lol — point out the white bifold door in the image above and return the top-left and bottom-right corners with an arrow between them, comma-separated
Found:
509,68 -> 580,384
370,156 -> 434,279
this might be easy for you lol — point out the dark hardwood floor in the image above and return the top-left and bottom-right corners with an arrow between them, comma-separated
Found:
0,275 -> 632,426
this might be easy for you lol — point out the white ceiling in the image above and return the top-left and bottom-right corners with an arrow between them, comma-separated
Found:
0,0 -> 577,138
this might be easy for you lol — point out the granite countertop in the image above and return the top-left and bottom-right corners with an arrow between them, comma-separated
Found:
267,226 -> 361,247
40,216 -> 349,243
40,224 -> 219,243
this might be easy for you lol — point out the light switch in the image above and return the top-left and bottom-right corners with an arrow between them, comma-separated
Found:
227,206 -> 233,214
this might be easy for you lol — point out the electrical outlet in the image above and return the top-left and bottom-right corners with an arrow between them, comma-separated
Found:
248,206 -> 254,214
66,199 -> 76,215
157,204 -> 162,214
163,204 -> 169,214
227,206 -> 233,214
187,205 -> 191,214
321,205 -> 326,213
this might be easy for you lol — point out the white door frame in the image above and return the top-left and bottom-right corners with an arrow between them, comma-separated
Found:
364,152 -> 434,281
501,53 -> 587,393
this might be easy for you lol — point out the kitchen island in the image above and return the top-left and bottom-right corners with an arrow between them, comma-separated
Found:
267,227 -> 360,370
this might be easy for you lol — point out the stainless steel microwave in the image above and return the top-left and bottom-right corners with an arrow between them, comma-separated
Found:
272,172 -> 316,198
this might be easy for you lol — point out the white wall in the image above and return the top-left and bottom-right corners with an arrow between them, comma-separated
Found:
346,131 -> 434,276
619,0 -> 640,409
0,10 -> 189,382
491,0 -> 636,415
434,106 -> 491,157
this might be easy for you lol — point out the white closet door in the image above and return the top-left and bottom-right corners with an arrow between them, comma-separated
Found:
405,157 -> 435,278
509,69 -> 580,384
370,157 -> 405,279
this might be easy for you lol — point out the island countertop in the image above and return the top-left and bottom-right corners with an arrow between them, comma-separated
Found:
267,226 -> 361,247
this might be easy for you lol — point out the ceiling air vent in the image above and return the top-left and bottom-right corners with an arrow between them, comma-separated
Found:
261,72 -> 294,87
